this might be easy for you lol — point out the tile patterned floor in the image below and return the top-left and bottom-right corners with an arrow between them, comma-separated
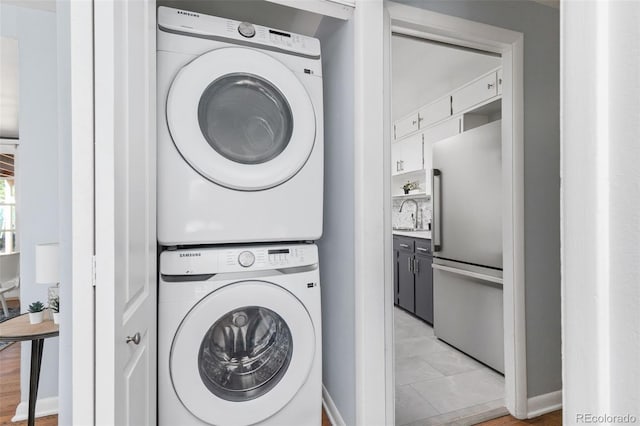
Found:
394,307 -> 507,426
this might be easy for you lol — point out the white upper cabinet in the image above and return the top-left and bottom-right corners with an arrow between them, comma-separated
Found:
394,112 -> 420,140
451,71 -> 498,114
392,132 -> 423,176
418,96 -> 451,129
422,116 -> 460,145
497,68 -> 503,95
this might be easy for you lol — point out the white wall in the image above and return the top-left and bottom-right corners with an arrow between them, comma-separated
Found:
394,0 -> 561,399
315,16 -> 357,426
562,1 -> 640,422
0,2 -> 59,409
392,35 -> 500,120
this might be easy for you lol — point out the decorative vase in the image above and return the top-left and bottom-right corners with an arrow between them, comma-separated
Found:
403,188 -> 410,194
52,312 -> 59,325
29,311 -> 44,324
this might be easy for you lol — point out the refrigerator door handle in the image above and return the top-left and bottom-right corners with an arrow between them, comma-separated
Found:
432,168 -> 442,251
432,263 -> 503,286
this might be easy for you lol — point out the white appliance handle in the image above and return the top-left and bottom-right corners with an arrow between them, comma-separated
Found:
432,263 -> 503,286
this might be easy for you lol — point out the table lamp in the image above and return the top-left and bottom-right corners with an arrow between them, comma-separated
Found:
35,243 -> 59,315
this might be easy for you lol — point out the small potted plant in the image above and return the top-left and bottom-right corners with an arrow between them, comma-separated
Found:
402,181 -> 419,194
50,297 -> 59,325
28,301 -> 45,324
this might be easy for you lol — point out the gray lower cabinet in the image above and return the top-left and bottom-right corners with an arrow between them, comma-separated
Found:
393,235 -> 433,324
414,239 -> 433,324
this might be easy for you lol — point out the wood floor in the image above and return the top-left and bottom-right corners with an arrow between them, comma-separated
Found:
477,410 -> 562,425
0,342 -> 58,426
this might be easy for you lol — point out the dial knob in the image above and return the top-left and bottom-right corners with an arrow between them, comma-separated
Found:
238,22 -> 256,38
238,251 -> 255,267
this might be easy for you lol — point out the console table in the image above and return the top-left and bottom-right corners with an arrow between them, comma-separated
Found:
0,313 -> 59,426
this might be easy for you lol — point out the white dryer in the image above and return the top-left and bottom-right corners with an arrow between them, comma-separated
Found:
158,244 -> 322,426
157,7 -> 324,246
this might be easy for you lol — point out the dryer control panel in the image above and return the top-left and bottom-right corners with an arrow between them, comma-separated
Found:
158,6 -> 321,59
160,244 -> 318,276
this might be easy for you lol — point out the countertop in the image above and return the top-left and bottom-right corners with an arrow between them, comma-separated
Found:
392,230 -> 432,239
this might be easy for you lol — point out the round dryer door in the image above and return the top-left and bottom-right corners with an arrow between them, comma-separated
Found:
167,47 -> 316,191
170,281 -> 316,426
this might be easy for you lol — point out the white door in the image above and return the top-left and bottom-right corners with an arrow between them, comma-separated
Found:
94,1 -> 157,425
167,48 -> 316,191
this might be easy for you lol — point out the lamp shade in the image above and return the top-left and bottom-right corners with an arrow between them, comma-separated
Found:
35,243 -> 59,284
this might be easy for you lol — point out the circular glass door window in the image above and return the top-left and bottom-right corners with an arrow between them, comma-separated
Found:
198,74 -> 294,165
198,306 -> 293,402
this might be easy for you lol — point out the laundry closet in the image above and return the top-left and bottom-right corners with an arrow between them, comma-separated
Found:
92,1 -> 359,425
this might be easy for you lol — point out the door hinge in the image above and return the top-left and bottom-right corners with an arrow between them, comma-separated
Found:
92,255 -> 97,287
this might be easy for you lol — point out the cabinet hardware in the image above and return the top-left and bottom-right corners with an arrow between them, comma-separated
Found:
408,256 -> 413,273
413,258 -> 420,273
488,83 -> 495,89
417,247 -> 429,252
126,332 -> 141,345
400,243 -> 409,248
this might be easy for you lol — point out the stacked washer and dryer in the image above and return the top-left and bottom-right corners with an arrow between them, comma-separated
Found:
156,7 -> 324,426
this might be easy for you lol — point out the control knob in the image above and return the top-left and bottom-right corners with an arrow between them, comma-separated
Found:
238,251 -> 255,267
238,22 -> 256,38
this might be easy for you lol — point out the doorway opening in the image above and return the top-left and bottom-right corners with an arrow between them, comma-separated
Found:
380,3 -> 526,424
391,33 -> 506,425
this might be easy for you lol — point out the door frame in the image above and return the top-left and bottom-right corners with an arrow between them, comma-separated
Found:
65,1 -> 96,424
354,2 -> 527,424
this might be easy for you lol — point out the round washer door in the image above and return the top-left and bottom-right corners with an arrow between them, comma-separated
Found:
167,47 -> 316,191
170,281 -> 316,426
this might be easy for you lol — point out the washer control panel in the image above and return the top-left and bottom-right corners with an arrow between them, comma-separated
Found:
160,244 -> 317,277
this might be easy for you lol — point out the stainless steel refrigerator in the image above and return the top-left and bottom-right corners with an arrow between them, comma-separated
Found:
431,119 -> 504,373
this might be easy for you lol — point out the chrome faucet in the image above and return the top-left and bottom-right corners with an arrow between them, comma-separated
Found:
399,199 -> 419,230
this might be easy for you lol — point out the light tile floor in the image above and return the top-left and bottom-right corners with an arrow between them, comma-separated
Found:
395,307 -> 507,426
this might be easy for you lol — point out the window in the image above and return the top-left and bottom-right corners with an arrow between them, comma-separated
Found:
0,153 -> 15,253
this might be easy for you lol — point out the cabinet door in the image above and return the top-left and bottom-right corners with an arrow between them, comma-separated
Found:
394,112 -> 420,140
497,68 -> 503,95
451,72 -> 498,114
391,141 -> 402,176
397,251 -> 415,313
414,252 -> 433,324
418,96 -> 451,129
393,250 -> 399,305
393,239 -> 401,305
394,133 -> 423,175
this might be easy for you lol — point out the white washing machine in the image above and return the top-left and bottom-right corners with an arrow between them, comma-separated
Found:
158,243 -> 322,426
157,7 -> 324,246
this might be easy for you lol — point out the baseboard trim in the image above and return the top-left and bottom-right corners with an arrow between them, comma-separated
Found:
322,385 -> 346,426
12,396 -> 59,421
527,390 -> 562,419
